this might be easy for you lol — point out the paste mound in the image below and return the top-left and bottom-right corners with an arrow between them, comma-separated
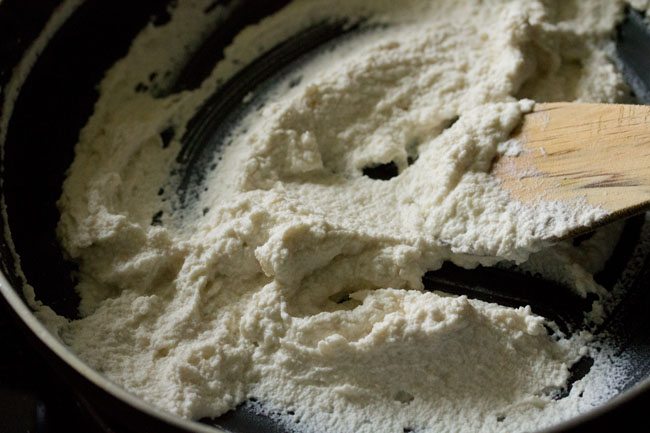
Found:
50,1 -> 635,432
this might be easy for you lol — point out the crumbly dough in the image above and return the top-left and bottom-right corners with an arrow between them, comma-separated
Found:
44,1 -> 639,432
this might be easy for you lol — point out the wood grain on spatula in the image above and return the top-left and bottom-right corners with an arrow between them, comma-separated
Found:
493,102 -> 650,239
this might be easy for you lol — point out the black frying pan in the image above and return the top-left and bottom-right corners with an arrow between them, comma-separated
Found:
2,1 -> 650,432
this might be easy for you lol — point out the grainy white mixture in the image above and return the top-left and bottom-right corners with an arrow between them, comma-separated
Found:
22,0 -> 650,432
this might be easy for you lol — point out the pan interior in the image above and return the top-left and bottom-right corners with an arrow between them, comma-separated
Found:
2,1 -> 650,432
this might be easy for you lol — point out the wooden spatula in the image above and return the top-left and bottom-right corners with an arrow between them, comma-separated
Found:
493,102 -> 650,240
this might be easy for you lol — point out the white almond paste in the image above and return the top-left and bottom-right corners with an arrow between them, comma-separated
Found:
43,0 -> 646,432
